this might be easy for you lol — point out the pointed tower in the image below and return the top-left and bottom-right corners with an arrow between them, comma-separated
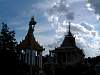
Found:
61,22 -> 75,47
51,22 -> 84,65
17,17 -> 44,68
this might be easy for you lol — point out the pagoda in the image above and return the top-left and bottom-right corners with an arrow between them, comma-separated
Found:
17,17 -> 44,68
50,22 -> 85,65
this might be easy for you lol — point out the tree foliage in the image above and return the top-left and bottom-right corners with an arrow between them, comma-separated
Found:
0,22 -> 18,75
0,22 -> 17,52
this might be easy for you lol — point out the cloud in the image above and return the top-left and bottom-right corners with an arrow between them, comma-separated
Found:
87,0 -> 100,20
46,22 -> 100,57
46,0 -> 100,57
46,0 -> 74,21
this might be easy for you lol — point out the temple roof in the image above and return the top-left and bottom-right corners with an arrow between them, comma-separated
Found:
17,17 -> 44,51
61,22 -> 76,47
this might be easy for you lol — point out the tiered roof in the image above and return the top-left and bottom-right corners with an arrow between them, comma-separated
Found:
61,22 -> 75,47
17,17 -> 44,51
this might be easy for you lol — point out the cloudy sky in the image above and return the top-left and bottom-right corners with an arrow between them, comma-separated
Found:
0,0 -> 100,57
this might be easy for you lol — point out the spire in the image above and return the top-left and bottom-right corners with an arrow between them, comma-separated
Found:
68,21 -> 71,33
67,21 -> 72,36
61,21 -> 75,47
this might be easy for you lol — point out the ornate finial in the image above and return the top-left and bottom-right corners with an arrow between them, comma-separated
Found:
29,16 -> 37,32
29,16 -> 37,26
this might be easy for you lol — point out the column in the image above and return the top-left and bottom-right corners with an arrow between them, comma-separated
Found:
30,50 -> 32,65
28,50 -> 30,64
37,52 -> 39,66
39,51 -> 42,69
25,50 -> 27,64
32,50 -> 36,65
27,53 -> 29,64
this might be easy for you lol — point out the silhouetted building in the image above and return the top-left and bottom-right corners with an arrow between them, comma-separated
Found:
50,22 -> 85,65
17,17 -> 44,69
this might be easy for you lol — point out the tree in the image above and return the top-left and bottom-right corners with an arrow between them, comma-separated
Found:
0,22 -> 17,52
0,22 -> 18,75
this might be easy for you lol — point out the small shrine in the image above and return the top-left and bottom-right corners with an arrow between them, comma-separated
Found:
17,16 -> 44,69
50,22 -> 85,65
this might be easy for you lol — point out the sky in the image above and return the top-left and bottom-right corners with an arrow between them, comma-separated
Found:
0,0 -> 100,57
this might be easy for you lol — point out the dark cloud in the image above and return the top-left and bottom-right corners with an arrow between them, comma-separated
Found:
81,23 -> 94,31
66,12 -> 74,20
47,0 -> 74,21
88,0 -> 100,14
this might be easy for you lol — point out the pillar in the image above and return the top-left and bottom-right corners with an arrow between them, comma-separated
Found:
30,49 -> 32,65
25,50 -> 27,64
37,51 -> 43,69
39,51 -> 42,69
32,50 -> 36,65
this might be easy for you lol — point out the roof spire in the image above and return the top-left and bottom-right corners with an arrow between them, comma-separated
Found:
68,21 -> 71,33
66,21 -> 73,36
